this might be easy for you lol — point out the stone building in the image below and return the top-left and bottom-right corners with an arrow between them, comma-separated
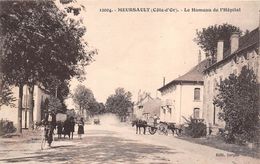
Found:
203,27 -> 260,131
158,59 -> 207,125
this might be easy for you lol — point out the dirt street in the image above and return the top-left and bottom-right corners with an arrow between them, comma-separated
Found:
0,115 -> 259,164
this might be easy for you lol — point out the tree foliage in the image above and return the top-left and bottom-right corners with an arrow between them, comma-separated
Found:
214,66 -> 259,143
0,82 -> 16,107
194,24 -> 242,60
88,102 -> 106,116
1,1 -> 94,87
72,84 -> 95,114
0,0 -> 96,131
105,88 -> 133,117
48,96 -> 63,114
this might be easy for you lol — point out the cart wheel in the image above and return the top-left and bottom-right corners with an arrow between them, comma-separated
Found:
175,128 -> 183,136
149,127 -> 157,135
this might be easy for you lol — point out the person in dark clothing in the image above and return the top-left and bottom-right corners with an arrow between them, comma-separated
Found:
63,119 -> 71,139
70,117 -> 75,139
43,112 -> 56,146
57,121 -> 63,139
78,117 -> 84,139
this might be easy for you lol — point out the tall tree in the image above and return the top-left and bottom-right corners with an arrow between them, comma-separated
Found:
72,84 -> 95,116
105,88 -> 133,121
194,24 -> 242,61
0,82 -> 16,107
48,96 -> 63,114
214,66 -> 259,143
88,101 -> 106,116
0,1 -> 95,131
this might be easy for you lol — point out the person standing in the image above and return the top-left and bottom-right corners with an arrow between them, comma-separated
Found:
44,112 -> 56,147
78,117 -> 84,139
57,121 -> 63,139
153,114 -> 159,126
70,117 -> 75,139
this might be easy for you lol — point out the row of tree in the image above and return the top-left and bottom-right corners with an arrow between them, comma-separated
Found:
0,0 -> 96,133
72,85 -> 133,121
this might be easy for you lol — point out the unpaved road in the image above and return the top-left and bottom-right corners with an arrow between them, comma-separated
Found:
0,119 -> 259,164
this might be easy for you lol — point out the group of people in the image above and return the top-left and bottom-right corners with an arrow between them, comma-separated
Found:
56,117 -> 85,140
42,113 -> 85,147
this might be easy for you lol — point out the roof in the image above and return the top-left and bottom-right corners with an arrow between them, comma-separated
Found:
158,59 -> 207,92
205,27 -> 259,72
135,93 -> 153,106
142,98 -> 161,116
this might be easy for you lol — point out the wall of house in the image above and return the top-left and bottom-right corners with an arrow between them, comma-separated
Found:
0,85 -> 49,128
203,49 -> 259,129
160,83 -> 204,125
0,87 -> 19,125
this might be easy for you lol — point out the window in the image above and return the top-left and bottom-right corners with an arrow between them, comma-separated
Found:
194,108 -> 200,119
163,108 -> 166,114
194,88 -> 200,100
213,79 -> 218,94
167,107 -> 172,114
219,76 -> 223,83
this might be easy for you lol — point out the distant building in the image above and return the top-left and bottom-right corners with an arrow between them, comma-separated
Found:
142,98 -> 162,120
158,59 -> 207,125
133,91 -> 153,119
203,27 -> 260,132
0,85 -> 49,128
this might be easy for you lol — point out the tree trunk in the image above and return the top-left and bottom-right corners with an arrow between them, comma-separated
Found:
0,35 -> 4,108
17,84 -> 23,133
28,85 -> 34,130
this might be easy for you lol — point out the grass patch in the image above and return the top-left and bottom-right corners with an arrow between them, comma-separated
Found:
177,135 -> 260,159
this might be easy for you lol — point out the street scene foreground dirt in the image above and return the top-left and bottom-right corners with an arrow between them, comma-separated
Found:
0,115 -> 259,164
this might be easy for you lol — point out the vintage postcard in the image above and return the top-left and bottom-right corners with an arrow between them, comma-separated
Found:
0,0 -> 260,163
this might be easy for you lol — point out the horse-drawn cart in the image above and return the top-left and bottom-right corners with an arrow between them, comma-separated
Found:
132,118 -> 182,136
147,118 -> 182,136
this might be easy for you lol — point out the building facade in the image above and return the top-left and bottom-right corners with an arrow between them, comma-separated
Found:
0,85 -> 49,128
158,60 -> 207,125
203,28 -> 260,131
133,91 -> 153,119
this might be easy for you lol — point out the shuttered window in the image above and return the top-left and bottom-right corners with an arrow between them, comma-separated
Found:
194,88 -> 200,100
194,108 -> 200,119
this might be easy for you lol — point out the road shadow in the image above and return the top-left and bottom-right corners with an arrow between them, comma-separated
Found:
0,130 -> 180,163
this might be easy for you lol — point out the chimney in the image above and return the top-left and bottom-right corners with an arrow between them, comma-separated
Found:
163,77 -> 165,86
230,32 -> 240,54
217,40 -> 224,62
198,50 -> 202,63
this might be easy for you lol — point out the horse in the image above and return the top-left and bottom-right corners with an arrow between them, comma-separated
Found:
132,119 -> 147,134
63,119 -> 71,139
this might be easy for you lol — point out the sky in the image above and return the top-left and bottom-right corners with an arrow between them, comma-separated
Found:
66,0 -> 260,107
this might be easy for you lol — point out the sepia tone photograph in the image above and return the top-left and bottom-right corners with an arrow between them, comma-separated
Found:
0,0 -> 260,163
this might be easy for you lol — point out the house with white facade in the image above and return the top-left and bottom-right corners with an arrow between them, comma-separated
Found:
133,91 -> 153,119
203,27 -> 260,132
158,59 -> 207,125
0,85 -> 49,129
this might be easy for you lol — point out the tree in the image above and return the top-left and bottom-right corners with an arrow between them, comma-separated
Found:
88,102 -> 106,116
105,88 -> 133,121
72,85 -> 95,116
194,24 -> 242,60
48,96 -> 63,114
0,1 -> 95,131
0,82 -> 16,107
214,66 -> 259,143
